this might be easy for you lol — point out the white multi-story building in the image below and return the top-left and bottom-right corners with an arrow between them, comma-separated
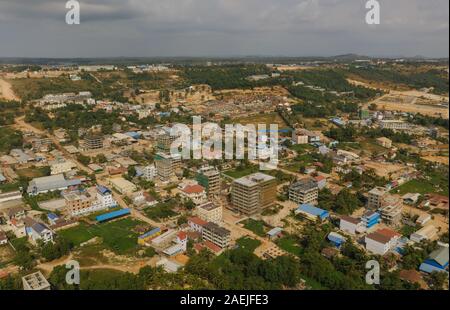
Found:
196,202 -> 222,224
340,216 -> 365,235
143,165 -> 157,181
365,228 -> 400,255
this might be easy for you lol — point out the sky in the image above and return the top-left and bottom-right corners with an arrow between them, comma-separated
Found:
0,0 -> 448,58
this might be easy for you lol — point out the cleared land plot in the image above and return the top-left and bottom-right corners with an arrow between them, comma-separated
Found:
144,201 -> 177,221
392,176 -> 449,196
236,237 -> 261,253
242,219 -> 269,237
276,236 -> 303,257
59,218 -> 144,255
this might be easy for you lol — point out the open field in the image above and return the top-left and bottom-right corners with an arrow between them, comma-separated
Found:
59,218 -> 144,255
365,90 -> 449,119
363,161 -> 412,178
232,112 -> 289,129
236,237 -> 261,253
242,219 -> 269,237
422,156 -> 449,166
0,79 -> 19,100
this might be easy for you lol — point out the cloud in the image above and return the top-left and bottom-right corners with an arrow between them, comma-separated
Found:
0,0 -> 448,57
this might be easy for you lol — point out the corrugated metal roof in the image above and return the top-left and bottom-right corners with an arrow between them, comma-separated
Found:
428,247 -> 449,267
96,208 -> 130,222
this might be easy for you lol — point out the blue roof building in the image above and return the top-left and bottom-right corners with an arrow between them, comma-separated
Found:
267,227 -> 283,239
362,211 -> 380,229
125,131 -> 141,139
295,204 -> 329,221
419,247 -> 449,274
96,185 -> 112,195
96,208 -> 130,223
328,232 -> 346,248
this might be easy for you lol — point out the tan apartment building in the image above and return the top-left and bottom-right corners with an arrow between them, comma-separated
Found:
289,178 -> 319,205
202,222 -> 231,249
196,166 -> 221,198
196,202 -> 222,224
231,173 -> 277,215
368,187 -> 387,209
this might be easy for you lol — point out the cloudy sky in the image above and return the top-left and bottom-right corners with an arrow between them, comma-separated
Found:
0,0 -> 448,58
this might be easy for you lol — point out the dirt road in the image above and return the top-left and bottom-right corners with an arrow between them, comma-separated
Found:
0,79 -> 19,101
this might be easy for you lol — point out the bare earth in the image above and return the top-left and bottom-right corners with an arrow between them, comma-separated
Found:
0,79 -> 19,101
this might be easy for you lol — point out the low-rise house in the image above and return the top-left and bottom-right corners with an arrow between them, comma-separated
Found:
180,184 -> 207,205
162,231 -> 188,256
188,216 -> 207,234
365,228 -> 401,255
295,204 -> 329,221
5,206 -> 26,222
416,214 -> 432,226
267,227 -> 283,240
410,225 -> 438,243
402,193 -> 421,205
25,218 -> 54,244
340,215 -> 365,235
314,175 -> 327,190
328,232 -> 346,248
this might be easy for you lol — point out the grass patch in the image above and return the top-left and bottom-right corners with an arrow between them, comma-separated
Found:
59,218 -> 144,255
242,219 -> 268,237
276,236 -> 303,257
236,237 -> 261,253
144,201 -> 177,221
393,172 -> 449,196
223,165 -> 259,179
15,167 -> 49,179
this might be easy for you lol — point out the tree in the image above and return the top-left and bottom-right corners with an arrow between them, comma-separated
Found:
429,271 -> 448,290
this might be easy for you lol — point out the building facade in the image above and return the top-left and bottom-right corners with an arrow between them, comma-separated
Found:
231,173 -> 277,215
289,178 -> 319,205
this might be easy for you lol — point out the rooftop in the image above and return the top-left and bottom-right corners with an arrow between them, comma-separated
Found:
234,172 -> 276,187
290,178 -> 318,192
203,222 -> 230,237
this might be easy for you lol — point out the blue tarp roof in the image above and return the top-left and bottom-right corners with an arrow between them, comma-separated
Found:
419,263 -> 448,274
97,185 -> 111,195
47,213 -> 59,220
297,204 -> 329,220
96,208 -> 130,222
328,232 -> 346,245
139,227 -> 161,239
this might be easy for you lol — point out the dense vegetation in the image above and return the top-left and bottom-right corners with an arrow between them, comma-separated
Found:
348,66 -> 449,94
184,65 -> 276,90
0,127 -> 23,153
